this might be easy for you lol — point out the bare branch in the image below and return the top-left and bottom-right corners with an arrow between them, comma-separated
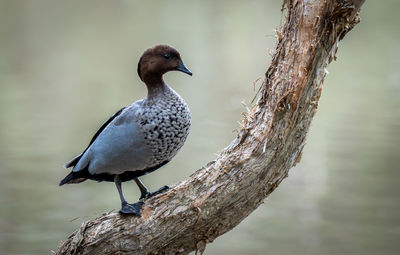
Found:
56,1 -> 365,254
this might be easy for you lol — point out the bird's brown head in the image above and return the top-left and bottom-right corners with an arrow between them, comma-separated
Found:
137,45 -> 192,85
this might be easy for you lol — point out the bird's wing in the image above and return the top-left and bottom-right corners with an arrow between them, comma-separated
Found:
64,107 -> 126,169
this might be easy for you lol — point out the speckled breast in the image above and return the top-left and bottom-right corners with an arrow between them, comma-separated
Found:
135,87 -> 191,167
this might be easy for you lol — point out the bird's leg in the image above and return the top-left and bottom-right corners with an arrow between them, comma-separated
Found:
134,177 -> 169,200
115,175 -> 128,204
114,175 -> 143,216
134,177 -> 150,199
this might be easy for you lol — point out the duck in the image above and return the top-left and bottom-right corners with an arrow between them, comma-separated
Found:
60,45 -> 192,216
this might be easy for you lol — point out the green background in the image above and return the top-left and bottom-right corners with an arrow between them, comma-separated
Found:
1,1 -> 399,254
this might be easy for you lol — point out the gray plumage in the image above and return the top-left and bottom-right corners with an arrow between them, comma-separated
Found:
73,83 -> 190,176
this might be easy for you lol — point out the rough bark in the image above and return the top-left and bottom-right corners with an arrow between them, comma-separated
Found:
56,0 -> 365,254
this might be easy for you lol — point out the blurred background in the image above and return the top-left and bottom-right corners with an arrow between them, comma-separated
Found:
1,0 -> 399,254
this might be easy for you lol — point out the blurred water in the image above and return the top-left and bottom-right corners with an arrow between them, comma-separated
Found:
0,1 -> 399,254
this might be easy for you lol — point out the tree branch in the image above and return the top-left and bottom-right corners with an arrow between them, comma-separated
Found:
56,1 -> 365,254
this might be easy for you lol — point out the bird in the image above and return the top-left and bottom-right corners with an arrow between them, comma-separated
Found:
59,45 -> 192,216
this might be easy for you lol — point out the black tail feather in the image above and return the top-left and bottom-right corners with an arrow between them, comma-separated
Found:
60,160 -> 171,185
59,171 -> 87,186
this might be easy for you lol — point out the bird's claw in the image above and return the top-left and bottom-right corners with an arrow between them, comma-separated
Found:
139,185 -> 170,200
119,201 -> 144,216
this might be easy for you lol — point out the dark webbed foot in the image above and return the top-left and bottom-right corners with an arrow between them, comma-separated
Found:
119,201 -> 144,216
140,185 -> 170,199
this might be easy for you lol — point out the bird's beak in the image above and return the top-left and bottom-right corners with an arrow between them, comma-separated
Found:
176,60 -> 192,76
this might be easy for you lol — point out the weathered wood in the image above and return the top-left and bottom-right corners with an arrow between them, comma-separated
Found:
56,1 -> 365,254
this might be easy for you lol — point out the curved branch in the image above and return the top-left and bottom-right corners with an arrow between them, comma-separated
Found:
56,1 -> 365,254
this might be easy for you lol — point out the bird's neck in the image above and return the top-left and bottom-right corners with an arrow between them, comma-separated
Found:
146,81 -> 169,100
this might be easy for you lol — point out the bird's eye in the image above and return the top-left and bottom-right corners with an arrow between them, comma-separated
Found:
163,53 -> 171,59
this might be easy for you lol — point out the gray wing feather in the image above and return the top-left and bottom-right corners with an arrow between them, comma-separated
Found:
65,107 -> 126,169
73,103 -> 152,175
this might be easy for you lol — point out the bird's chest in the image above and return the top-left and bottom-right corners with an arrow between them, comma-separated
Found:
135,99 -> 191,164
